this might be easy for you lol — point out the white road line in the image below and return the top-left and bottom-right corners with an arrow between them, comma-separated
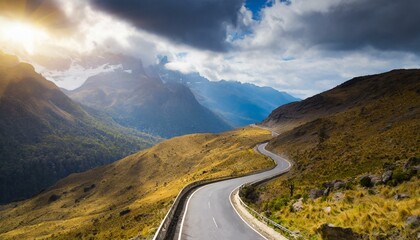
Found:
229,186 -> 268,240
208,201 -> 211,208
178,185 -> 207,240
212,217 -> 219,228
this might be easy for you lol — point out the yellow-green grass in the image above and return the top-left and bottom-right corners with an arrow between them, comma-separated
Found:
257,175 -> 419,239
0,127 -> 273,239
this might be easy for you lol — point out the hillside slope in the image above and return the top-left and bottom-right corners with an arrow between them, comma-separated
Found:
0,127 -> 273,239
66,60 -> 232,138
0,52 -> 158,204
253,69 -> 420,239
152,59 -> 299,127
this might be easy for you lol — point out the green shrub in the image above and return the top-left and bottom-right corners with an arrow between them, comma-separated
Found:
360,176 -> 372,188
240,185 -> 259,203
390,169 -> 413,186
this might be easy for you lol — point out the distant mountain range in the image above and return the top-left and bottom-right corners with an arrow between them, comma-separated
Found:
66,63 -> 232,138
0,52 -> 158,204
65,55 -> 298,137
150,57 -> 300,127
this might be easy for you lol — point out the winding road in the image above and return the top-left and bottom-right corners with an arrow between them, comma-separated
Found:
176,142 -> 291,240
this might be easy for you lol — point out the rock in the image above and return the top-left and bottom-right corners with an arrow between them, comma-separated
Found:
370,175 -> 382,186
292,198 -> 304,212
332,192 -> 345,202
394,193 -> 410,200
323,187 -> 330,196
383,162 -> 396,170
317,223 -> 364,240
323,206 -> 331,213
333,180 -> 346,190
404,157 -> 420,171
309,189 -> 324,199
405,215 -> 420,228
381,170 -> 393,183
322,181 -> 334,189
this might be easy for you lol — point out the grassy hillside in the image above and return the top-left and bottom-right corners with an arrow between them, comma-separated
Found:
0,52 -> 158,204
0,127 -> 273,239
252,69 -> 420,239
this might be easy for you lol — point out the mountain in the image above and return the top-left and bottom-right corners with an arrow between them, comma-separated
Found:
66,59 -> 232,138
252,69 -> 420,239
0,52 -> 158,204
151,59 -> 299,127
0,127 -> 273,239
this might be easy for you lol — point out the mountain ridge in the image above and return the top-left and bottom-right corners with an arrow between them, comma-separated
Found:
0,52 -> 158,204
151,61 -> 300,127
253,69 -> 420,239
67,67 -> 232,138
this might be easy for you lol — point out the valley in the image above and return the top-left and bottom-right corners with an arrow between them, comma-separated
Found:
0,127 -> 274,239
0,1 -> 419,238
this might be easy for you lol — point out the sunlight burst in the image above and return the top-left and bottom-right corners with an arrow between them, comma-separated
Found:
0,18 -> 48,54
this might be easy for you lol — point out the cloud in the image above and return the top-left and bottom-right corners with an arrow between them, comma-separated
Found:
2,0 -> 419,99
90,0 -> 244,51
300,0 -> 420,53
242,0 -> 420,54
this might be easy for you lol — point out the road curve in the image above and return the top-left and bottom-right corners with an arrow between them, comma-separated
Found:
176,142 -> 291,240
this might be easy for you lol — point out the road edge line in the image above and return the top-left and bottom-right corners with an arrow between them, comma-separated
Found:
229,186 -> 268,240
178,185 -> 206,240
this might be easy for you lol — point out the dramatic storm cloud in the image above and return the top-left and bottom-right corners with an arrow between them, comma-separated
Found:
1,0 -> 419,98
297,0 -> 420,53
90,0 -> 244,51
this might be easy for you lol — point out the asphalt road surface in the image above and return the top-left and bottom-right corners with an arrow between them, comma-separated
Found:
177,142 -> 291,240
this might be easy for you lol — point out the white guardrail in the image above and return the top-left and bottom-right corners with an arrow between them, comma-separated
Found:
150,126 -> 302,240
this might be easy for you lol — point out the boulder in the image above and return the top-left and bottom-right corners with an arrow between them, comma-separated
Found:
317,223 -> 364,240
292,198 -> 304,212
333,180 -> 346,190
405,215 -> 420,228
403,157 -> 420,171
370,175 -> 382,186
309,189 -> 324,199
322,181 -> 334,188
381,170 -> 393,183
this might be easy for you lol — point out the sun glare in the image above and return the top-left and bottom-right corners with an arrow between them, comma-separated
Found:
0,18 -> 48,54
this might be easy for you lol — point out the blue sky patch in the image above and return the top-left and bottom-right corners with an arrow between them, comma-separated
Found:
245,0 -> 274,20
